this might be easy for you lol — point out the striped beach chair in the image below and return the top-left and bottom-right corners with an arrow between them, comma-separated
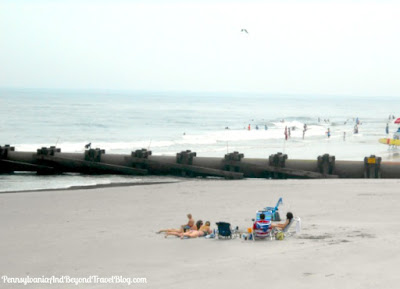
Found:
252,219 -> 272,241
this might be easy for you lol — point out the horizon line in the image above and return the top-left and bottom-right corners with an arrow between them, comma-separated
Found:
0,86 -> 398,99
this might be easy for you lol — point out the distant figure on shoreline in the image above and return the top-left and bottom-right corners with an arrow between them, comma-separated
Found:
248,124 -> 251,131
393,127 -> 400,140
354,125 -> 358,134
288,127 -> 291,138
284,126 -> 288,140
343,131 -> 346,141
303,123 -> 307,139
265,124 -> 268,130
386,123 -> 389,135
327,128 -> 331,138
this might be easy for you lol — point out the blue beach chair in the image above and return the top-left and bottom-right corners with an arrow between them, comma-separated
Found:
215,222 -> 237,239
264,197 -> 283,221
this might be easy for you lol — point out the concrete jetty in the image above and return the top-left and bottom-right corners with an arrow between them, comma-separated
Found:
1,145 -> 397,179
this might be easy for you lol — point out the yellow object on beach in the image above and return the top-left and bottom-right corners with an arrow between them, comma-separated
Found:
247,228 -> 252,233
379,138 -> 400,146
275,231 -> 284,240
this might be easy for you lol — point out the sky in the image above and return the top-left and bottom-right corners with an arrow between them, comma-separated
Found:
1,0 -> 400,96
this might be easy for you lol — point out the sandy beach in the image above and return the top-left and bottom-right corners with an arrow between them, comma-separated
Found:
1,179 -> 400,289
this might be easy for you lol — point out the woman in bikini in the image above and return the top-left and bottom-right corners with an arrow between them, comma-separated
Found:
180,221 -> 212,239
157,214 -> 197,234
164,220 -> 203,238
270,212 -> 293,230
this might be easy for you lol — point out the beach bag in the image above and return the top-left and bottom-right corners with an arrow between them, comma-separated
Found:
275,231 -> 284,240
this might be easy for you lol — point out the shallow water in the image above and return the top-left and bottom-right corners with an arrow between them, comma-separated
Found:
1,88 -> 399,191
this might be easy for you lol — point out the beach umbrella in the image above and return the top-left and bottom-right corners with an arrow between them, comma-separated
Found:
394,118 -> 400,124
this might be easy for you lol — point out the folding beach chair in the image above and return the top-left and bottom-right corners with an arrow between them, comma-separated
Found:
255,210 -> 273,221
215,222 -> 237,239
252,219 -> 272,241
264,197 -> 283,221
273,216 -> 301,239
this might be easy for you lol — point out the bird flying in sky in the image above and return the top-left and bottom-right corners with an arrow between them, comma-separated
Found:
241,29 -> 248,34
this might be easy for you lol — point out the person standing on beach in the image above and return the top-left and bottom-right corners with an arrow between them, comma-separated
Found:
284,126 -> 288,140
302,123 -> 307,139
393,127 -> 400,140
327,128 -> 331,138
386,123 -> 389,135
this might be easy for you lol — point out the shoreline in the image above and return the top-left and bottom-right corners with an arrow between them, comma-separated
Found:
0,180 -> 181,194
2,176 -> 400,195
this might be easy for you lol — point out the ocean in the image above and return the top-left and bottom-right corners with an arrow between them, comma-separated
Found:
1,88 -> 399,192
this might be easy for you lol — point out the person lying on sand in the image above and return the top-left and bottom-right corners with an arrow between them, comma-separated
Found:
164,220 -> 203,237
180,221 -> 212,239
270,212 -> 293,230
157,213 -> 196,234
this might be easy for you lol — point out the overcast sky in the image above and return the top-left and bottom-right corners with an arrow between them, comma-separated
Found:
1,0 -> 399,96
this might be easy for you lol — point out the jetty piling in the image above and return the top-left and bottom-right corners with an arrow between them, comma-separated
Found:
268,152 -> 287,179
1,144 -> 400,179
364,155 -> 381,178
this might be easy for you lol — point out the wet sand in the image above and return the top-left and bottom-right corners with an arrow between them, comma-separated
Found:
1,179 -> 399,288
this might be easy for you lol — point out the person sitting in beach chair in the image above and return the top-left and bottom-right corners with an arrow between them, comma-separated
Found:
180,221 -> 212,239
157,213 -> 196,234
252,213 -> 272,240
271,212 -> 301,238
271,212 -> 293,231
